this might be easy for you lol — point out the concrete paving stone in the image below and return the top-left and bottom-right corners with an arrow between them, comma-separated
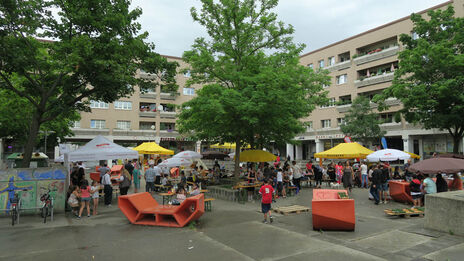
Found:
400,225 -> 445,238
355,230 -> 432,253
423,243 -> 464,261
202,220 -> 332,260
273,246 -> 388,261
380,253 -> 416,261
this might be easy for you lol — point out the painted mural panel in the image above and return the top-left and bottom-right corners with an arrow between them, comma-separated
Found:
0,167 -> 67,213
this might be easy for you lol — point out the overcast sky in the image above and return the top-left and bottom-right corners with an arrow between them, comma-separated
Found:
130,0 -> 447,57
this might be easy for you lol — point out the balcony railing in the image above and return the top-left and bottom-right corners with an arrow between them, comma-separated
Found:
354,72 -> 394,88
139,92 -> 157,99
160,92 -> 176,100
325,60 -> 351,72
160,111 -> 176,119
336,104 -> 352,113
353,46 -> 399,65
71,128 -> 110,136
112,129 -> 156,137
139,71 -> 157,79
139,111 -> 157,118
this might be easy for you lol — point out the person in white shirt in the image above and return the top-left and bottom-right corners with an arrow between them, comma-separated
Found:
291,161 -> 302,194
361,161 -> 368,189
276,168 -> 285,198
101,170 -> 112,206
153,164 -> 162,191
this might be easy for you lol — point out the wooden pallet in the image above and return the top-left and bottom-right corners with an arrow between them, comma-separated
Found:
384,208 -> 424,218
273,205 -> 310,215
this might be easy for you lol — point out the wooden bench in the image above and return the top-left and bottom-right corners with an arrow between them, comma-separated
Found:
204,198 -> 215,211
286,186 -> 297,196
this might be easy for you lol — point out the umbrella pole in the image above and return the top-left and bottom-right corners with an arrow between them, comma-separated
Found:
233,139 -> 241,181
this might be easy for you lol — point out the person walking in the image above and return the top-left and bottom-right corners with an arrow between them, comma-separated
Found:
291,161 -> 302,194
327,163 -> 336,183
124,160 -> 134,178
360,161 -> 368,188
259,179 -> 275,224
380,164 -> 390,204
370,164 -> 382,205
342,161 -> 353,193
144,164 -> 156,194
101,169 -> 113,206
119,169 -> 132,195
132,167 -> 141,193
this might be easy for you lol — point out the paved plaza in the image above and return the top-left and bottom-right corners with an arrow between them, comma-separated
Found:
1,186 -> 463,261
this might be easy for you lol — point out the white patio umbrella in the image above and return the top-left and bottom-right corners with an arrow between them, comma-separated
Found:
158,157 -> 193,168
172,150 -> 202,160
366,149 -> 411,162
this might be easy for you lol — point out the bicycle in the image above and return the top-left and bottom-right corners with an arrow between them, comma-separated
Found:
40,188 -> 56,223
9,189 -> 29,226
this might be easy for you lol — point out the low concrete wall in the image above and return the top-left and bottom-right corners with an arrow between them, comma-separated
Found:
0,167 -> 67,215
208,186 -> 240,202
424,191 -> 464,236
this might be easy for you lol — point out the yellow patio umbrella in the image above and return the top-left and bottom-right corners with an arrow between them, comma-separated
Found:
133,142 -> 174,155
405,151 -> 421,159
210,142 -> 251,149
238,150 -> 277,162
314,142 -> 374,159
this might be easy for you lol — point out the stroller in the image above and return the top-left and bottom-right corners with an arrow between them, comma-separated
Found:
353,170 -> 362,188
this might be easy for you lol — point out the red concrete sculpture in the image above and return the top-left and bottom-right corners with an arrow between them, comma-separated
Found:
110,165 -> 123,185
118,192 -> 205,227
389,180 -> 413,203
312,189 -> 355,231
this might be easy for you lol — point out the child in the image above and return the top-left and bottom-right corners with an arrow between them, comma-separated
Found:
190,183 -> 200,196
276,168 -> 283,198
173,187 -> 186,205
90,180 -> 101,215
78,180 -> 91,218
259,179 -> 275,224
67,185 -> 80,216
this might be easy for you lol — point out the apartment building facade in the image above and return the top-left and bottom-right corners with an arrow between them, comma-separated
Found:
286,0 -> 464,161
65,55 -> 200,152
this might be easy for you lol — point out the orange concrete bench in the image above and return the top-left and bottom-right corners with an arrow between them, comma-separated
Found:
389,180 -> 413,203
118,192 -> 204,227
312,189 -> 355,231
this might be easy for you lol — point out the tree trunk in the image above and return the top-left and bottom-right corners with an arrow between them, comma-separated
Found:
452,135 -> 461,154
234,138 -> 241,179
22,112 -> 41,168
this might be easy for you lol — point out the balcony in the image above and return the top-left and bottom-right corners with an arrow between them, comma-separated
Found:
354,72 -> 394,88
325,60 -> 351,72
353,46 -> 399,66
159,129 -> 179,137
139,92 -> 157,99
139,111 -> 157,118
139,71 -> 157,79
160,92 -> 176,100
336,104 -> 352,113
71,128 -> 110,136
160,111 -> 176,119
112,129 -> 155,137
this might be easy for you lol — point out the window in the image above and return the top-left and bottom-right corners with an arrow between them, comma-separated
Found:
139,122 -> 155,130
183,87 -> 195,96
321,119 -> 331,129
328,56 -> 335,66
380,113 -> 393,124
90,100 -> 109,109
90,120 -> 106,129
318,60 -> 324,68
117,120 -> 131,130
71,121 -> 80,128
337,118 -> 346,126
160,123 -> 175,131
305,121 -> 313,131
183,70 -> 191,77
320,98 -> 336,108
307,63 -> 313,69
114,101 -> 132,110
411,31 -> 419,40
336,74 -> 347,85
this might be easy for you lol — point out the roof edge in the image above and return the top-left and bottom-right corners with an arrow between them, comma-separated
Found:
299,0 -> 453,58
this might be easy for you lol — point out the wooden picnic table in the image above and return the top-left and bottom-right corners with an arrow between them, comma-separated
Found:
234,182 -> 263,203
159,192 -> 174,205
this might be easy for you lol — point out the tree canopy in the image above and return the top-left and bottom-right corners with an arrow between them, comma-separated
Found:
340,96 -> 386,145
177,0 -> 329,175
0,0 -> 178,166
375,5 -> 464,153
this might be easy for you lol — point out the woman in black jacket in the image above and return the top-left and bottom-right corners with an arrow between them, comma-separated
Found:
436,173 -> 448,193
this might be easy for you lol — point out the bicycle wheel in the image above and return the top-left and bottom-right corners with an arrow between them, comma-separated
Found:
11,208 -> 17,226
42,206 -> 48,223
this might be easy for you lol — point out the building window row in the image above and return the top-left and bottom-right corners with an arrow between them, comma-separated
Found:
114,101 -> 132,110
90,119 -> 106,129
90,100 -> 109,109
320,97 -> 336,109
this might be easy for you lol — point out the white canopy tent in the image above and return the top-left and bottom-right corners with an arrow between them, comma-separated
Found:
67,135 -> 138,162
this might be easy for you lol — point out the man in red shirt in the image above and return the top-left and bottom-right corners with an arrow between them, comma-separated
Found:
259,179 -> 275,224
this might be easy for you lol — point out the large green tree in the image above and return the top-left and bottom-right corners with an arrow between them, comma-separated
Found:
177,0 -> 329,176
376,5 -> 464,153
340,96 -> 386,145
0,0 -> 178,167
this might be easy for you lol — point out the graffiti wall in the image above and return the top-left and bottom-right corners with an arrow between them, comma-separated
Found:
0,167 -> 67,214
